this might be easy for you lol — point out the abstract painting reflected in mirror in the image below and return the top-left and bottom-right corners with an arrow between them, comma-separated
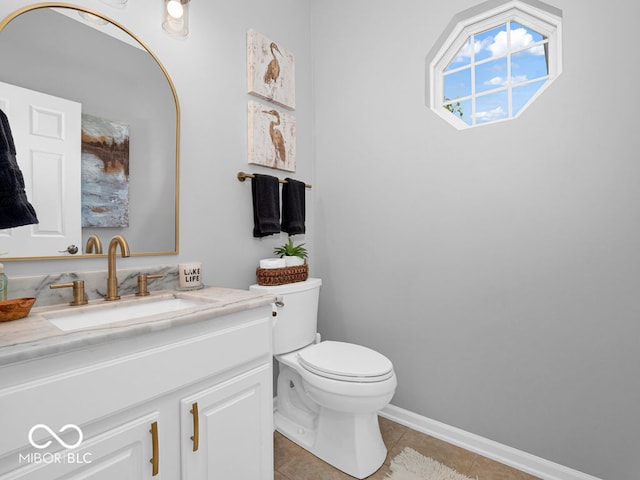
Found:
81,114 -> 130,228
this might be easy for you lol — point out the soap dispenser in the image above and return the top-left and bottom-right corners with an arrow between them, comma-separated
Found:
0,263 -> 7,301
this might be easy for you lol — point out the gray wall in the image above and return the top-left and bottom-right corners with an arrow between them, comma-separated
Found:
312,1 -> 639,479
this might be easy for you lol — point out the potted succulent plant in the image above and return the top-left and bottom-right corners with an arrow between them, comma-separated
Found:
273,237 -> 307,266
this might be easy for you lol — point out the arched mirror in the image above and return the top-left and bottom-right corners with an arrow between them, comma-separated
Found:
0,3 -> 179,260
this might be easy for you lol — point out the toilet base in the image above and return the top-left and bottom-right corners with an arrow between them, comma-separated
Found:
275,406 -> 387,479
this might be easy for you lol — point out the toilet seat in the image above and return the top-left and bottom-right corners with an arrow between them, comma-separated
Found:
297,341 -> 394,383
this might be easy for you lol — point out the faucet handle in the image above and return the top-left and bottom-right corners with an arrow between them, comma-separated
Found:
136,274 -> 164,296
50,280 -> 88,306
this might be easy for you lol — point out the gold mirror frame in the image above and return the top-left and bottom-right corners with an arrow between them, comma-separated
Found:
0,2 -> 180,261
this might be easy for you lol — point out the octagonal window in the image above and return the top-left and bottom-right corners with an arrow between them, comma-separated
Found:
428,0 -> 562,129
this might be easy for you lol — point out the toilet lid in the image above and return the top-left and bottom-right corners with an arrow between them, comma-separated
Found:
297,341 -> 394,382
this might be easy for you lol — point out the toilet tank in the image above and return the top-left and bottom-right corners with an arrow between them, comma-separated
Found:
250,278 -> 322,355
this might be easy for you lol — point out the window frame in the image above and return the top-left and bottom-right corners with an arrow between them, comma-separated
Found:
427,0 -> 563,129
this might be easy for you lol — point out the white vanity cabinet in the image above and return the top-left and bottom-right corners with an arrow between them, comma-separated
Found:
0,303 -> 274,480
179,364 -> 272,479
0,410 -> 161,480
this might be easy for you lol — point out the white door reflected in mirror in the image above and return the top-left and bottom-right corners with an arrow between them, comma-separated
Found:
0,81 -> 82,257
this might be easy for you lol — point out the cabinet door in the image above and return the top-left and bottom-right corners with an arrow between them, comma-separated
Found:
180,364 -> 273,480
0,412 -> 160,480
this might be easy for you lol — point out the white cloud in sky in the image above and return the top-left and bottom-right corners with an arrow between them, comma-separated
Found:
452,39 -> 482,64
484,74 -> 529,87
452,27 -> 544,68
486,76 -> 505,86
488,28 -> 544,57
475,106 -> 507,122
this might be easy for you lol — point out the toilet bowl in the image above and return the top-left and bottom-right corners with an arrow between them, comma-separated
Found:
276,341 -> 397,478
249,279 -> 397,479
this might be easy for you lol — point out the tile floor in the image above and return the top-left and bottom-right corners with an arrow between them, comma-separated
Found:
274,416 -> 542,480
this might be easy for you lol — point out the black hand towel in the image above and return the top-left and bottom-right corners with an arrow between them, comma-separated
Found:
0,109 -> 39,229
282,178 -> 306,235
251,173 -> 281,237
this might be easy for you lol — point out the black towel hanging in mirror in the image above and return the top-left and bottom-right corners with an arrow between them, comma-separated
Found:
0,108 -> 39,229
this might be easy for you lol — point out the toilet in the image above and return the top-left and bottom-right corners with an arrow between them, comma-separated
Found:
250,278 -> 397,479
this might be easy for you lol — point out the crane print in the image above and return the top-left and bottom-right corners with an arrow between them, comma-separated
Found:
248,101 -> 296,172
263,42 -> 283,85
262,109 -> 286,163
247,29 -> 296,109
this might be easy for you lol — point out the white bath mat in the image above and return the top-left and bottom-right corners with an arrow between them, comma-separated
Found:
385,447 -> 476,480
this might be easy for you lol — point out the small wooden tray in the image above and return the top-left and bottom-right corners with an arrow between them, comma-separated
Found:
0,297 -> 36,322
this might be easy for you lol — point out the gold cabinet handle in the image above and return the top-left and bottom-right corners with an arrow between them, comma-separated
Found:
149,421 -> 159,476
190,402 -> 199,452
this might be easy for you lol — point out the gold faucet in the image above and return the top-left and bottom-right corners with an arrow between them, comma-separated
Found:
50,280 -> 88,306
85,235 -> 103,254
136,273 -> 164,296
105,235 -> 131,301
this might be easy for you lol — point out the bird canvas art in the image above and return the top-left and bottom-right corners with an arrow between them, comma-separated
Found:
247,29 -> 295,110
248,101 -> 296,172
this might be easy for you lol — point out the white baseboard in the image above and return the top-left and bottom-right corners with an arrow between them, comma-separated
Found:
380,404 -> 602,480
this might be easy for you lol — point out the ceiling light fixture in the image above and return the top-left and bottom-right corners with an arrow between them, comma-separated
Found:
77,11 -> 109,25
163,0 -> 190,37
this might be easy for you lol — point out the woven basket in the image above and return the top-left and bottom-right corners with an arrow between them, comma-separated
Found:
256,264 -> 308,286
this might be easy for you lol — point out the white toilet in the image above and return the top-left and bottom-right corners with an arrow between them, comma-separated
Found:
250,278 -> 397,479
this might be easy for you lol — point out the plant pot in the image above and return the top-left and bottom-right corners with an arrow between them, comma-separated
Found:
284,256 -> 305,267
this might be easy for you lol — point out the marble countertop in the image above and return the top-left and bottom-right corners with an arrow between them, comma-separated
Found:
0,286 -> 275,366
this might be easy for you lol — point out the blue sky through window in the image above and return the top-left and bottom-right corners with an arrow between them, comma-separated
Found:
442,21 -> 549,126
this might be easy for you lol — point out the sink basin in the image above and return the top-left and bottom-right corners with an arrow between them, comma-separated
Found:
45,295 -> 209,331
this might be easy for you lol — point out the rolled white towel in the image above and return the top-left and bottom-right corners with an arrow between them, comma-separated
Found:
259,258 -> 286,269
